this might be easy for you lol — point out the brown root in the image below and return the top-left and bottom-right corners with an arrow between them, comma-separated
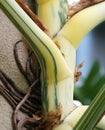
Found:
0,39 -> 43,129
16,0 -> 52,38
12,80 -> 40,130
17,117 -> 41,130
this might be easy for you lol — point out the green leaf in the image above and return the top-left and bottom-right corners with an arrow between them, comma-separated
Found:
73,84 -> 105,130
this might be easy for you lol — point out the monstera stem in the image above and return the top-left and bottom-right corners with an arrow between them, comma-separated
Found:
0,0 -> 73,119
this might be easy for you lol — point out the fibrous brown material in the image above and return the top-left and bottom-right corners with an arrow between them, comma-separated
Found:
74,61 -> 84,83
67,0 -> 104,18
37,104 -> 62,130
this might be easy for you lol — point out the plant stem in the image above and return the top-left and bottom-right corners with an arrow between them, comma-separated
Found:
16,0 -> 52,38
73,84 -> 105,130
0,0 -> 73,118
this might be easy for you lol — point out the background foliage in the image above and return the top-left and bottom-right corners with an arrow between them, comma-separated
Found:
74,61 -> 105,105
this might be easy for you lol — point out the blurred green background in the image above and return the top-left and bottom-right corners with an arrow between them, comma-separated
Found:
75,21 -> 105,105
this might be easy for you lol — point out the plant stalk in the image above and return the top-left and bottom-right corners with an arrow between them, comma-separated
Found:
73,84 -> 105,130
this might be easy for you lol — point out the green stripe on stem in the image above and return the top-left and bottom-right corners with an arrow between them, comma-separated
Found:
0,0 -> 73,118
73,84 -> 105,130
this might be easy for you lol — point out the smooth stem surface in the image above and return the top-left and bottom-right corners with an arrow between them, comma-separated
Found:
73,84 -> 105,130
0,0 -> 74,119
